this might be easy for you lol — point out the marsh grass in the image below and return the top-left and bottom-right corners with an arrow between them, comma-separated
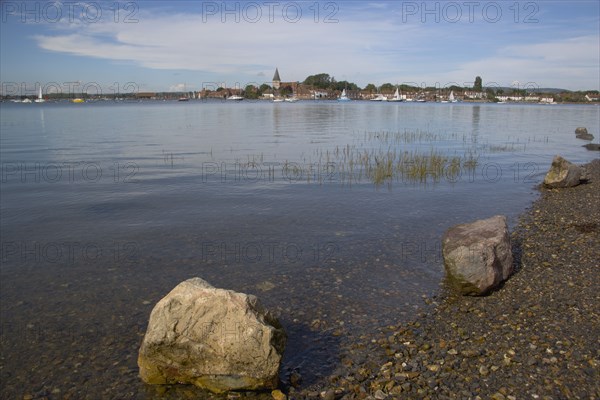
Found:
232,129 -> 543,187
301,143 -> 480,186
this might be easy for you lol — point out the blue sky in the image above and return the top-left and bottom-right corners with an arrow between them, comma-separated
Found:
1,1 -> 599,94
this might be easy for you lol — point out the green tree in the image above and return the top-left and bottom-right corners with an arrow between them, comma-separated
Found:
303,73 -> 333,89
259,83 -> 271,93
332,81 -> 359,91
244,85 -> 259,99
380,83 -> 395,92
280,85 -> 293,96
474,76 -> 483,92
364,83 -> 377,92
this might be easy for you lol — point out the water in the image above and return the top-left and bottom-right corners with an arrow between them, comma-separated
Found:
1,100 -> 598,397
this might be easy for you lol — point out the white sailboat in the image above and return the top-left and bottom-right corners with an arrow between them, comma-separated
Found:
34,87 -> 45,103
388,88 -> 403,102
449,91 -> 457,103
338,89 -> 351,101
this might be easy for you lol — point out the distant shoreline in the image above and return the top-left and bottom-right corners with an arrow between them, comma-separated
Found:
2,98 -> 599,106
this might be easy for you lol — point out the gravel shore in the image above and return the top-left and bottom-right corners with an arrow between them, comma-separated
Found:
290,159 -> 600,399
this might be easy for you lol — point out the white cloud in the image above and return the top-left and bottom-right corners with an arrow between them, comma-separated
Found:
30,5 -> 600,90
439,35 -> 600,90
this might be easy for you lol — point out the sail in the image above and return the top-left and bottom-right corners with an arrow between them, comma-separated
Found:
449,91 -> 455,101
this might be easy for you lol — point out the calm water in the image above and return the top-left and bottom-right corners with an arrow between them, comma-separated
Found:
1,100 -> 598,398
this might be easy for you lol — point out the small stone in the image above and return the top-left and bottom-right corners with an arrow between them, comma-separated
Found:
479,365 -> 489,376
575,127 -> 594,141
374,389 -> 387,399
426,364 -> 440,372
289,370 -> 302,387
271,389 -> 287,400
321,389 -> 336,400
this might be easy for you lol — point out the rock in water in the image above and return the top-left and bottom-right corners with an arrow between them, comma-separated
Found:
584,143 -> 600,151
543,155 -> 584,188
138,278 -> 286,393
575,127 -> 594,141
442,215 -> 513,296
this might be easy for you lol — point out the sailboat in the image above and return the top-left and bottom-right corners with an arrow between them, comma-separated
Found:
34,87 -> 45,103
449,91 -> 458,103
388,88 -> 403,102
338,89 -> 351,102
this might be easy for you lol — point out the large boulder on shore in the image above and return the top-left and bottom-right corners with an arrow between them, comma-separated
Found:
543,155 -> 585,188
442,215 -> 513,296
138,278 -> 286,393
575,127 -> 594,141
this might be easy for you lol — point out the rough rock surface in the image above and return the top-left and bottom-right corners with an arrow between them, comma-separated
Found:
138,277 -> 286,393
543,155 -> 585,188
442,215 -> 513,296
575,127 -> 594,141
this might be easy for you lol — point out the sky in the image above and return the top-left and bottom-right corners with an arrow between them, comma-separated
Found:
1,0 -> 599,95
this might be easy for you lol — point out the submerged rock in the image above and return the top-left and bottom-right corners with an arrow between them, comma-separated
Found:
543,155 -> 585,188
138,277 -> 286,393
583,143 -> 600,151
442,215 -> 513,296
575,127 -> 594,141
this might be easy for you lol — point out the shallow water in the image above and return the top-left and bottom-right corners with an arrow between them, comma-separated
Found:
1,100 -> 598,398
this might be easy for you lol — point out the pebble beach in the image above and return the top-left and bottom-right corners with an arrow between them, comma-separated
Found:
288,159 -> 600,399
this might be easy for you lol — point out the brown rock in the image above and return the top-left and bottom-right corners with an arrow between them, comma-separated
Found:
543,155 -> 584,188
442,215 -> 513,296
138,278 -> 286,393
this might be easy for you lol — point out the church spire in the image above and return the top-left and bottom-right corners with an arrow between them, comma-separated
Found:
272,68 -> 281,90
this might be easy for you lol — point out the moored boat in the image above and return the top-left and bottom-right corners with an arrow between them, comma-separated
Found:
34,87 -> 45,103
338,89 -> 351,102
388,88 -> 403,102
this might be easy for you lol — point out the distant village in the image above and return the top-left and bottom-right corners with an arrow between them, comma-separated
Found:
3,68 -> 600,104
136,69 -> 600,104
